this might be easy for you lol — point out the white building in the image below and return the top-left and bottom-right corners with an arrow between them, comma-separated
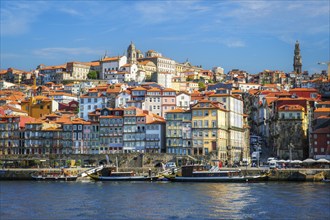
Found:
238,83 -> 261,92
115,91 -> 132,108
47,92 -> 78,104
120,63 -> 138,81
176,92 -> 191,110
79,89 -> 107,120
100,56 -> 127,80
157,72 -> 173,88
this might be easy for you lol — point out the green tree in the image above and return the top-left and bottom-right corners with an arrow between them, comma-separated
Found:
198,82 -> 206,91
87,70 -> 98,79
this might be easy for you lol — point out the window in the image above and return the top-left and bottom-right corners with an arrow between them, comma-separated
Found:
212,110 -> 216,116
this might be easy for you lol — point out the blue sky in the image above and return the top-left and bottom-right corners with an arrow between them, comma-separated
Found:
1,0 -> 329,74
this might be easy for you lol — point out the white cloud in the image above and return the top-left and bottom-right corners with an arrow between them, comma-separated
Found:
58,8 -> 82,17
0,1 -> 49,36
33,47 -> 104,58
201,37 -> 246,48
133,1 -> 211,25
224,39 -> 245,48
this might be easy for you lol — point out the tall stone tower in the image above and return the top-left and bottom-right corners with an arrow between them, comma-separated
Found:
293,40 -> 302,74
127,41 -> 137,64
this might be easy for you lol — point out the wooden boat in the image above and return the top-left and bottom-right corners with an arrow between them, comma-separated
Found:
165,165 -> 268,182
88,166 -> 158,181
31,169 -> 78,181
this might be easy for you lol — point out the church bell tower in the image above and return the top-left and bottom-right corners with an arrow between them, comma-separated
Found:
127,41 -> 137,64
293,40 -> 302,74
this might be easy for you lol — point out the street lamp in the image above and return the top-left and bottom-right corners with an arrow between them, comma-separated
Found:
289,143 -> 295,161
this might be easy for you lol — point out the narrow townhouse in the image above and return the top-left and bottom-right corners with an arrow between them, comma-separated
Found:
99,108 -> 124,154
191,100 -> 228,163
208,93 -> 246,165
165,108 -> 192,155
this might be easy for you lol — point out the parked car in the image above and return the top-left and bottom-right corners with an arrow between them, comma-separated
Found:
269,160 -> 277,169
267,157 -> 276,164
165,162 -> 176,169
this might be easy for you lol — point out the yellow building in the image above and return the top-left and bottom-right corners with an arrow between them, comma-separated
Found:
191,100 -> 228,161
21,96 -> 57,119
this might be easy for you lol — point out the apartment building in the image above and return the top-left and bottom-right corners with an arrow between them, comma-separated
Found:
98,108 -> 124,154
100,56 -> 127,80
0,116 -> 20,155
191,100 -> 228,161
165,109 -> 192,155
208,93 -> 246,164
79,88 -> 107,120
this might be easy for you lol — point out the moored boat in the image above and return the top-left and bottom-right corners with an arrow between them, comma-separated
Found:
165,165 -> 268,182
88,166 -> 158,181
31,170 -> 78,181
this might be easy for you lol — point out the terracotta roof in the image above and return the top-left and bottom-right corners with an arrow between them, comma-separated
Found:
147,88 -> 161,92
278,105 -> 304,111
165,108 -> 187,113
162,88 -> 176,92
265,97 -> 278,106
101,56 -> 122,62
290,88 -> 318,92
131,87 -> 147,91
314,108 -> 330,113
40,64 -> 66,70
317,101 -> 330,104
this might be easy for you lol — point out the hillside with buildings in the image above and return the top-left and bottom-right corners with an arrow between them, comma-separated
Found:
0,41 -> 329,166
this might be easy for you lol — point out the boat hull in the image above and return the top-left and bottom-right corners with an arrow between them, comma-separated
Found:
32,175 -> 78,181
167,175 -> 268,183
88,174 -> 158,181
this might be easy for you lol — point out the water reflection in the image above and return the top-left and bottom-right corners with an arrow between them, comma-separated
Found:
1,181 -> 329,220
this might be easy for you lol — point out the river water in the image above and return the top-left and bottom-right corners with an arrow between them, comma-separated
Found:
1,181 -> 329,220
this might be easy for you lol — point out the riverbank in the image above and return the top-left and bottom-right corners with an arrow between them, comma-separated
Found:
1,167 -> 329,181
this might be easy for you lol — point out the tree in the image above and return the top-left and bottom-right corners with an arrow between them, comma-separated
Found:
198,82 -> 206,91
87,70 -> 98,79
